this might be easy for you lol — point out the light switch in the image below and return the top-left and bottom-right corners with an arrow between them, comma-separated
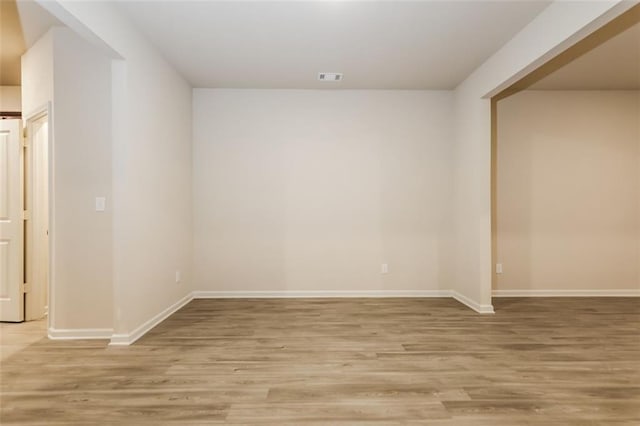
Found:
95,197 -> 106,212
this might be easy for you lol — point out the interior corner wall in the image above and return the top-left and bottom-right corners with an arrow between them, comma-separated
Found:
496,90 -> 640,293
21,26 -> 113,331
193,89 -> 454,294
37,0 -> 194,337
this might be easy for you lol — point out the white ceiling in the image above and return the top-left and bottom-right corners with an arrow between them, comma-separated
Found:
530,20 -> 640,90
117,0 -> 551,90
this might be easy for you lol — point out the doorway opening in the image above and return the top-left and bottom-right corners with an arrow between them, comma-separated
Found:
24,110 -> 50,322
491,6 -> 640,302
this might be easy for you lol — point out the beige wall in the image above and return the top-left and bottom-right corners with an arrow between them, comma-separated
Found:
496,90 -> 640,292
50,27 -> 114,329
22,27 -> 114,331
193,89 -> 453,293
0,86 -> 21,112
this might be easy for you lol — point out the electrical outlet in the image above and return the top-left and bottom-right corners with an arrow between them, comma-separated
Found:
175,270 -> 181,283
95,197 -> 106,212
381,263 -> 389,274
496,263 -> 503,274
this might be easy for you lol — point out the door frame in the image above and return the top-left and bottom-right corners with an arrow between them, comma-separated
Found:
23,103 -> 54,331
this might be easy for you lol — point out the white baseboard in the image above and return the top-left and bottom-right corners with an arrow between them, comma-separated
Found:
45,288 -> 640,345
109,292 -> 194,346
493,289 -> 640,297
60,288 -> 640,345
58,290 -> 640,346
48,328 -> 113,340
194,290 -> 495,314
192,290 -> 452,299
451,291 -> 495,314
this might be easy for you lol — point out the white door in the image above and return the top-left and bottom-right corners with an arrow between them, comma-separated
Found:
0,119 -> 24,322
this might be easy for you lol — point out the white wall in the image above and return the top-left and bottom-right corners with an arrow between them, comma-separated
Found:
21,27 -> 114,331
451,87 -> 493,310
108,23 -> 192,339
496,90 -> 640,293
21,31 -> 53,117
0,86 -> 21,112
194,89 -> 453,294
50,27 -> 113,330
37,1 -> 193,338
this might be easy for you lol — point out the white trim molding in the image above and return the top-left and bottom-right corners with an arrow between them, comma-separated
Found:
192,290 -> 452,299
493,289 -> 640,297
109,292 -> 194,346
57,289 -> 509,346
452,291 -> 495,314
48,328 -> 113,340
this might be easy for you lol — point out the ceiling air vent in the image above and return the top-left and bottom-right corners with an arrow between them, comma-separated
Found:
318,72 -> 343,82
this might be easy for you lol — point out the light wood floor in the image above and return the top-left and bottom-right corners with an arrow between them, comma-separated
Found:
0,318 -> 47,362
1,297 -> 639,425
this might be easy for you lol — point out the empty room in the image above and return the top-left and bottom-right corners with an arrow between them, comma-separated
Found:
0,0 -> 638,424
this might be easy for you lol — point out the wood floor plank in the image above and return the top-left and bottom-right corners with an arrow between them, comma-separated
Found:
1,297 -> 639,424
